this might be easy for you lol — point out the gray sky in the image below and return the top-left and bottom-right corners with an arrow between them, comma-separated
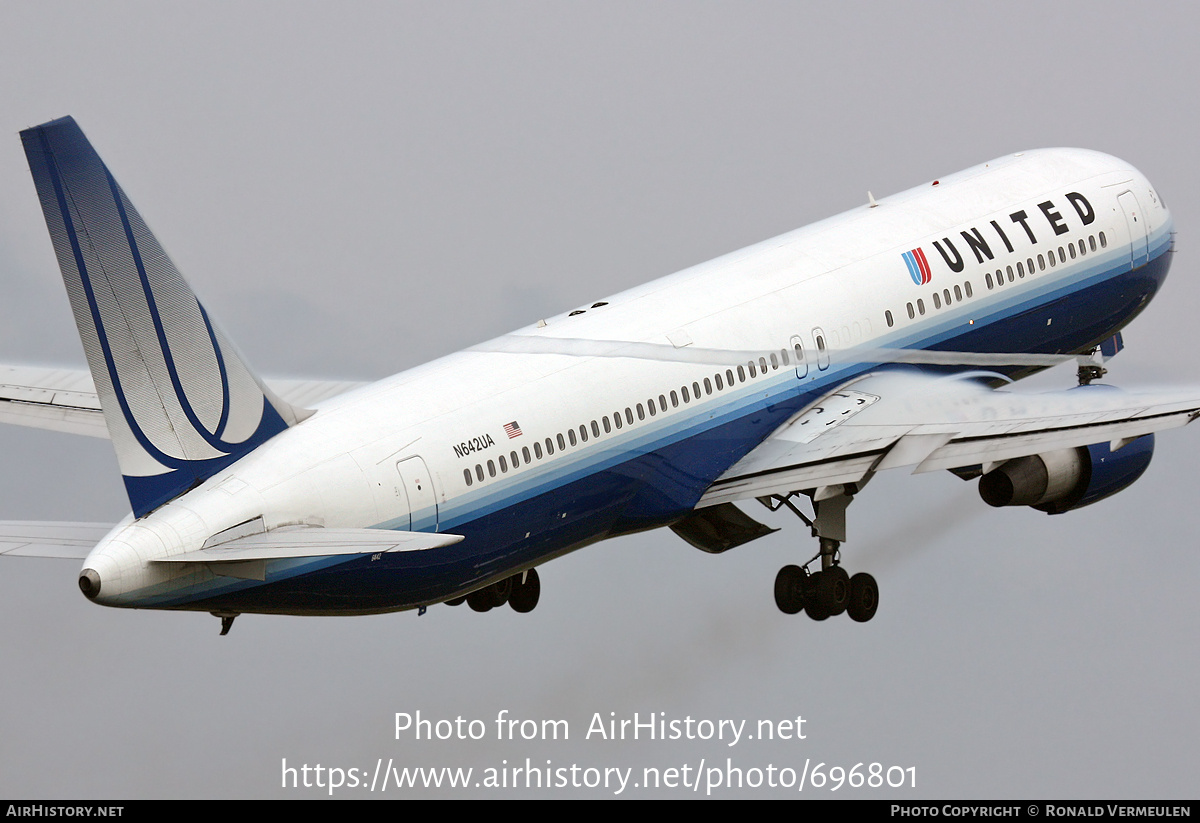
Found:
1,1 -> 1198,798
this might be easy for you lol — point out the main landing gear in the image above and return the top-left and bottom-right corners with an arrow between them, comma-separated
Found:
762,489 -> 879,623
445,568 -> 541,614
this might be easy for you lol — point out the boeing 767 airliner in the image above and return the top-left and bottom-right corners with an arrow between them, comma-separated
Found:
2,116 -> 1195,634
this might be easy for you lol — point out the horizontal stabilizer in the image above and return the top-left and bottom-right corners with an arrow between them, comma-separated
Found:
152,526 -> 463,563
0,365 -> 364,440
151,526 -> 464,581
0,521 -> 113,559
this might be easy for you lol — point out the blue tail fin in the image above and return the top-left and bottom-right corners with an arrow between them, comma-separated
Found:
21,117 -> 309,517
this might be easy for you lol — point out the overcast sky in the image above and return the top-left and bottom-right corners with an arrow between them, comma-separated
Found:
1,1 -> 1198,798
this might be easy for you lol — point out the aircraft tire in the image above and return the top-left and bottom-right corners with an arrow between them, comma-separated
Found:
489,576 -> 513,607
815,566 -> 850,616
445,595 -> 467,607
509,568 -> 541,613
805,596 -> 831,621
467,589 -> 493,612
774,565 -> 805,614
847,572 -> 879,623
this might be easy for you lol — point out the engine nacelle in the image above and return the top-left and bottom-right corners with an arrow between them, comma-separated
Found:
978,434 -> 1155,514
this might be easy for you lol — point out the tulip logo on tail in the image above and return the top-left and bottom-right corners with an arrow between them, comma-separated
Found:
901,248 -> 932,285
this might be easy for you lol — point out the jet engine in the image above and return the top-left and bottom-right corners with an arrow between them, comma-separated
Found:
978,434 -> 1154,514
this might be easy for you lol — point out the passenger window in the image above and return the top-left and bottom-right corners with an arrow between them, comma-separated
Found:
648,399 -> 657,416
557,433 -> 565,450
886,310 -> 894,327
1089,236 -> 1097,252
591,420 -> 600,437
670,390 -> 678,408
498,455 -> 507,472
953,285 -> 962,301
637,403 -> 645,420
476,465 -> 484,482
704,378 -> 712,394
510,450 -> 519,467
568,429 -> 577,446
1099,232 -> 1107,248
933,292 -> 941,309
907,302 -> 915,319
523,446 -> 531,463
985,272 -> 993,289
487,460 -> 496,477
464,468 -> 473,486
965,281 -> 973,298
544,438 -> 553,456
917,299 -> 925,315
603,417 -> 611,433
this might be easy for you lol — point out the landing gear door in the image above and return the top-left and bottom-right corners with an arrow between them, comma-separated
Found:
396,456 -> 439,532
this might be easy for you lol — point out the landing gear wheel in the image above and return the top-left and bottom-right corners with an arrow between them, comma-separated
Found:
509,568 -> 541,613
774,565 -> 805,614
814,566 -> 850,616
445,595 -> 466,607
805,592 -> 831,621
467,589 -> 493,612
489,576 -> 513,608
847,572 -> 879,623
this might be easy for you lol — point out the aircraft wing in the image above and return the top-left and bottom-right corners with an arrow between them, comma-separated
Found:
0,366 -> 366,439
698,370 -> 1200,507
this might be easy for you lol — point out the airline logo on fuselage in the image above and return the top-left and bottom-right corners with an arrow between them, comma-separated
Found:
902,191 -> 1096,283
901,248 -> 933,285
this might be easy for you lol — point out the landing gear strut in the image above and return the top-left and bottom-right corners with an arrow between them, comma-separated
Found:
762,489 -> 880,623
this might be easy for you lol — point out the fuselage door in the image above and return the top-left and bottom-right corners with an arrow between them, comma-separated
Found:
396,456 -> 439,532
1118,190 -> 1148,270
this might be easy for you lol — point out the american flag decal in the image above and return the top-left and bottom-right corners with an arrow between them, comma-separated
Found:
901,248 -> 932,285
503,421 -> 523,439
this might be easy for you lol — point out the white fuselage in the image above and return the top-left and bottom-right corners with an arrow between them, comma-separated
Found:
81,148 -> 1174,614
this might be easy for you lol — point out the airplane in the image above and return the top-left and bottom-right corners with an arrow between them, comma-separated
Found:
1,115 -> 1196,634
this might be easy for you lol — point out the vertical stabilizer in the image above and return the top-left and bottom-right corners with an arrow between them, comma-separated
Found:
21,117 -> 309,517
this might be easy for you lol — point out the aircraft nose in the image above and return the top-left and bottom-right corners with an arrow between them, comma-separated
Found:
78,568 -> 101,599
